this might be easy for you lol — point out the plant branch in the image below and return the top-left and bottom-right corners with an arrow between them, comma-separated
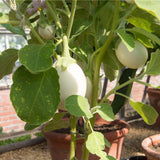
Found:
66,0 -> 77,38
25,20 -> 45,45
133,78 -> 160,89
45,0 -> 62,30
69,115 -> 77,160
92,0 -> 120,109
62,0 -> 71,16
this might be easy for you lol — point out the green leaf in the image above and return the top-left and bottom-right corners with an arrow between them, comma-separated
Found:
127,27 -> 160,46
71,18 -> 92,39
10,66 -> 60,125
65,95 -> 92,119
96,103 -> 115,122
146,49 -> 160,75
103,42 -> 123,70
96,1 -> 114,32
131,32 -> 154,48
1,24 -> 26,38
117,29 -> 135,52
127,8 -> 160,37
70,47 -> 88,63
86,131 -> 109,159
105,156 -> 117,160
19,42 -> 55,73
135,0 -> 160,20
103,64 -> 118,82
0,49 -> 18,79
24,123 -> 39,131
129,100 -> 158,125
43,112 -> 69,132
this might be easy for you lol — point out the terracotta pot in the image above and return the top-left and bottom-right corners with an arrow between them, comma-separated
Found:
141,134 -> 160,160
146,88 -> 160,127
42,119 -> 130,160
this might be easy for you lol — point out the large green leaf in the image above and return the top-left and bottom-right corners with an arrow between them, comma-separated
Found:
10,66 -> 60,125
19,42 -> 55,73
146,49 -> 160,75
86,131 -> 110,159
96,103 -> 115,122
127,8 -> 160,37
0,49 -> 18,79
65,95 -> 92,119
43,112 -> 69,132
130,100 -> 158,125
2,24 -> 26,38
135,0 -> 160,20
127,27 -> 160,46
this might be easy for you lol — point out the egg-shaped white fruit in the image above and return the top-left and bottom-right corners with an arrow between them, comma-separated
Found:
116,40 -> 148,69
55,62 -> 87,110
38,25 -> 54,40
85,76 -> 102,104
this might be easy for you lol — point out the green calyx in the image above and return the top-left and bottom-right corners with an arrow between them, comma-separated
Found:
54,57 -> 76,71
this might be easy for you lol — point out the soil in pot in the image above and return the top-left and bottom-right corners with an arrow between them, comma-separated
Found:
42,119 -> 130,160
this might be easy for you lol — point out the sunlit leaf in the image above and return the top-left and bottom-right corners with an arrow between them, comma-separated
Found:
130,100 -> 158,125
10,66 -> 60,125
65,95 -> 92,119
146,49 -> 160,75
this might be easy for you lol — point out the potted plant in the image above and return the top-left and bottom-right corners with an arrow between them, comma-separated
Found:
0,0 -> 160,160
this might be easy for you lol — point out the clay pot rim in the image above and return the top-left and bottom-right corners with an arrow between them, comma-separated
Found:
147,88 -> 160,94
142,134 -> 160,157
42,119 -> 130,142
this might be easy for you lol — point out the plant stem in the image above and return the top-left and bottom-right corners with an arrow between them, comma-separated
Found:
82,119 -> 91,160
82,144 -> 90,160
45,0 -> 62,30
62,0 -> 71,16
69,115 -> 77,160
66,0 -> 77,38
99,78 -> 135,105
91,0 -> 120,112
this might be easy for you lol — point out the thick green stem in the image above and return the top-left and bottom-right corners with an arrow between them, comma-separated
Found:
82,144 -> 89,160
91,0 -> 120,113
82,119 -> 92,160
66,0 -> 77,38
69,115 -> 77,160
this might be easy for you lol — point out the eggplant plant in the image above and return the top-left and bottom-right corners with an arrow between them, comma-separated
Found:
1,0 -> 160,159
